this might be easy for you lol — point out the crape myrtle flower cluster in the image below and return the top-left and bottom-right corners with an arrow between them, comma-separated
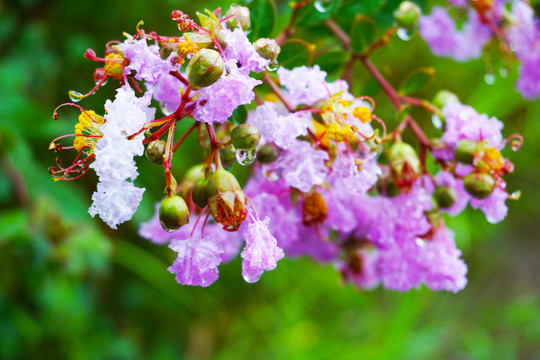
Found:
420,0 -> 540,99
49,2 -> 525,292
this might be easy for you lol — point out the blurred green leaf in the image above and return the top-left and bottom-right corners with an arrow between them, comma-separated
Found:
295,0 -> 342,27
350,15 -> 376,53
247,0 -> 276,41
228,105 -> 248,125
399,67 -> 435,95
278,40 -> 313,69
313,51 -> 348,78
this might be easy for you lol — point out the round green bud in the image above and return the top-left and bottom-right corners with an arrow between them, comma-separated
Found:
160,42 -> 178,60
389,142 -> 420,176
145,140 -> 166,165
231,124 -> 261,151
432,90 -> 459,109
394,1 -> 422,28
159,195 -> 190,232
226,5 -> 251,31
220,148 -> 236,169
186,49 -> 224,88
180,164 -> 205,200
434,185 -> 457,209
256,144 -> 279,164
454,139 -> 478,165
463,172 -> 495,199
192,178 -> 209,208
207,169 -> 247,230
253,38 -> 281,62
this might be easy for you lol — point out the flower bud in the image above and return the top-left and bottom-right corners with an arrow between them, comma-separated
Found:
302,192 -> 328,225
253,38 -> 281,62
463,172 -> 495,199
432,90 -> 459,109
389,142 -> 420,188
159,195 -> 190,232
434,185 -> 457,209
231,124 -> 261,151
256,144 -> 279,164
186,49 -> 224,88
145,140 -> 166,165
225,5 -> 251,31
207,169 -> 247,231
180,164 -> 205,200
192,178 -> 209,208
454,139 -> 478,164
394,1 -> 421,28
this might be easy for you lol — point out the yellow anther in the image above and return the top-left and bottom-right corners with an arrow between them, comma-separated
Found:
73,110 -> 104,153
353,106 -> 372,123
104,53 -> 125,79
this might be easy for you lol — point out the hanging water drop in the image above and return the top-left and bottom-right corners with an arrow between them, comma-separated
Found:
509,190 -> 521,200
314,0 -> 333,13
415,238 -> 426,247
236,149 -> 256,166
68,90 -> 84,103
396,27 -> 414,41
484,73 -> 495,85
160,103 -> 173,116
431,114 -> 443,129
99,77 -> 109,87
499,67 -> 508,78
266,60 -> 279,72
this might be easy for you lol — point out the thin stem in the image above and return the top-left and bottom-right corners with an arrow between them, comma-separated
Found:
205,123 -> 222,169
164,118 -> 178,197
360,57 -> 401,108
324,18 -> 351,50
276,0 -> 309,45
169,70 -> 190,87
263,73 -> 295,112
400,95 -> 441,115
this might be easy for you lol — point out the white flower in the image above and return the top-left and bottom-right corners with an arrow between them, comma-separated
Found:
89,85 -> 154,228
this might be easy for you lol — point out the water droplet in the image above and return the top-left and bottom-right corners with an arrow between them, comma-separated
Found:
484,73 -> 495,85
431,114 -> 443,129
68,90 -> 84,103
511,140 -> 521,151
415,238 -> 426,247
236,149 -> 256,166
397,27 -> 415,41
223,62 -> 231,76
266,60 -> 278,71
349,162 -> 360,176
160,220 -> 179,233
99,77 -> 109,87
160,103 -> 173,116
314,0 -> 333,13
509,190 -> 521,200
499,68 -> 508,78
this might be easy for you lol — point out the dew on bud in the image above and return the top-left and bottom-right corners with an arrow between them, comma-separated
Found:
68,90 -> 84,102
236,149 -> 257,166
231,124 -> 261,151
266,60 -> 279,71
431,114 -> 443,129
159,195 -> 190,232
396,27 -> 415,41
314,0 -> 333,13
484,73 -> 495,85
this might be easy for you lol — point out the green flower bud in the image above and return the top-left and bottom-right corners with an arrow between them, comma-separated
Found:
192,178 -> 209,208
389,142 -> 420,176
207,169 -> 247,231
145,140 -> 166,165
394,1 -> 422,28
159,195 -> 190,232
454,139 -> 478,164
253,38 -> 281,62
220,148 -> 236,168
256,144 -> 279,164
434,185 -> 457,209
186,49 -> 224,88
160,42 -> 178,60
179,164 -> 205,200
225,5 -> 251,31
432,90 -> 459,109
231,124 -> 261,151
463,172 -> 495,199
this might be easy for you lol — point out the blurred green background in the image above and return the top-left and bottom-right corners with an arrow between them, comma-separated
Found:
1,0 -> 540,358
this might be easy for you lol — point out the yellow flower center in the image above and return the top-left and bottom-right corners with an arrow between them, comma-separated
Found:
74,110 -> 104,153
104,53 -> 125,79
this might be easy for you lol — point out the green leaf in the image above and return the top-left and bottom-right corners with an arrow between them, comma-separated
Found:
295,0 -> 342,27
313,51 -> 348,78
350,15 -> 376,53
278,40 -> 313,69
228,105 -> 248,125
396,105 -> 411,124
247,0 -> 276,41
399,67 -> 435,95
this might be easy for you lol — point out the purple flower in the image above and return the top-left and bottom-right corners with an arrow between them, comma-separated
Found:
433,171 -> 469,216
168,234 -> 223,287
193,60 -> 261,124
277,65 -> 348,107
420,7 -> 491,61
248,102 -> 311,149
327,153 -> 381,194
222,28 -> 269,73
469,186 -> 508,223
339,248 -> 380,289
286,225 -> 339,262
241,217 -> 285,283
275,140 -> 329,192
119,38 -> 175,84
149,74 -> 185,114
